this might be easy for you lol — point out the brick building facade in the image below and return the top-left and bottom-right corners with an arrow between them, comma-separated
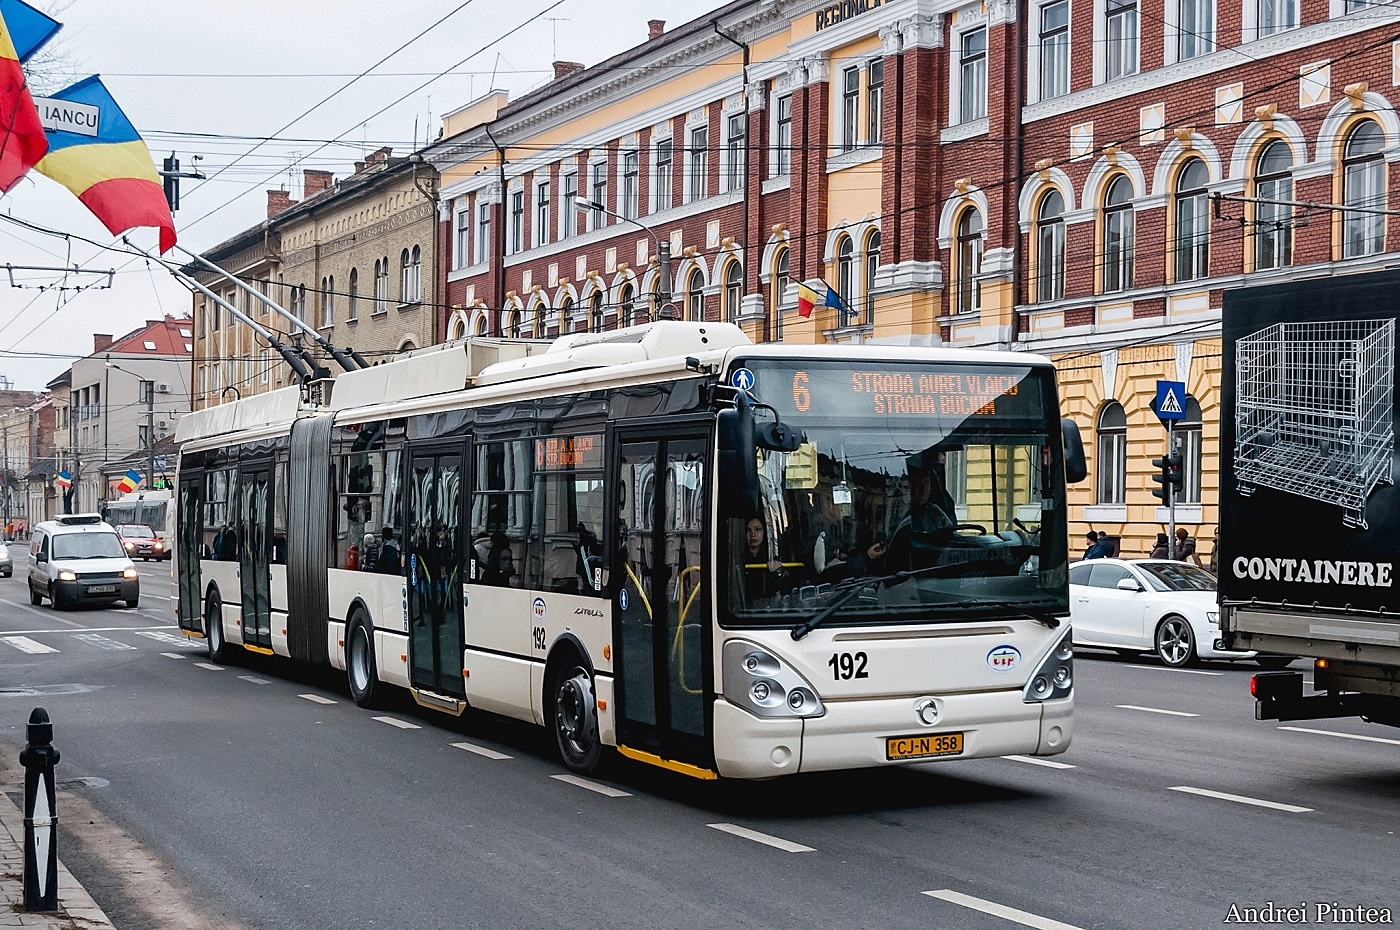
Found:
426,0 -> 1400,559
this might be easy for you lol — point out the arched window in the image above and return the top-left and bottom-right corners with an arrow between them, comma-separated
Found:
864,230 -> 880,323
559,297 -> 575,334
1102,175 -> 1134,293
409,245 -> 422,302
724,260 -> 743,322
772,247 -> 789,340
322,275 -> 334,327
836,235 -> 855,323
1036,190 -> 1065,301
1343,120 -> 1385,258
648,282 -> 661,322
686,268 -> 705,321
347,267 -> 358,321
507,310 -> 522,338
956,208 -> 983,313
1096,401 -> 1127,505
1254,140 -> 1294,270
400,248 -> 412,302
532,302 -> 547,338
619,282 -> 635,326
374,257 -> 388,312
473,311 -> 488,336
589,291 -> 604,331
1174,157 -> 1210,281
1179,396 -> 1203,505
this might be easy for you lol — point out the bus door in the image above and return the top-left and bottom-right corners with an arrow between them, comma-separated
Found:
237,461 -> 273,651
176,470 -> 204,635
612,428 -> 713,773
405,447 -> 466,698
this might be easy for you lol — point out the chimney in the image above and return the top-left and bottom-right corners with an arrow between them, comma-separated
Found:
553,60 -> 585,79
303,169 -> 334,199
267,189 -> 296,218
648,19 -> 665,40
367,146 -> 393,166
94,334 -> 113,354
354,160 -> 366,174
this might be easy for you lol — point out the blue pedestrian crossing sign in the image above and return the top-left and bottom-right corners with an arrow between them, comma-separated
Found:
731,367 -> 755,392
1155,380 -> 1186,421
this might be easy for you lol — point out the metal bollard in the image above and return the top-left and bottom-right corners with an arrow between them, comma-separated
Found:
19,706 -> 60,912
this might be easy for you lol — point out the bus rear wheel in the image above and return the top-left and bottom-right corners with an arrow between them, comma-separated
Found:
550,662 -> 600,775
346,610 -> 380,708
205,593 -> 232,664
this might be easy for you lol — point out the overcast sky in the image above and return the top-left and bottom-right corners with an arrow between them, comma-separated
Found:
0,0 -> 727,391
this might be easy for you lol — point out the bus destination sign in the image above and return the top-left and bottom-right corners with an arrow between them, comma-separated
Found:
790,369 -> 1022,416
535,434 -> 603,471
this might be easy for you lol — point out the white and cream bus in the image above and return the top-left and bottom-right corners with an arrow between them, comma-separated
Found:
173,321 -> 1085,780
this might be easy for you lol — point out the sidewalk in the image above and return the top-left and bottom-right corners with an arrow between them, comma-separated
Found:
0,792 -> 114,929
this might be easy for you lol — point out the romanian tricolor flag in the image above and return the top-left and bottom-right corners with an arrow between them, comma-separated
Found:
116,468 -> 142,494
55,469 -> 71,490
797,282 -> 820,319
35,75 -> 176,252
0,0 -> 54,192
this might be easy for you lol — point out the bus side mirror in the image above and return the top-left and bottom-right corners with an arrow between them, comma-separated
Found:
756,420 -> 802,453
1062,418 -> 1087,484
717,392 -> 760,517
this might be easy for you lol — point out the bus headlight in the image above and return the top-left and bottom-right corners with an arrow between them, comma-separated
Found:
723,640 -> 825,719
1023,627 -> 1074,703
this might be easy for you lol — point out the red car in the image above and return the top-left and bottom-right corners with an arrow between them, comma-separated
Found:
117,524 -> 165,561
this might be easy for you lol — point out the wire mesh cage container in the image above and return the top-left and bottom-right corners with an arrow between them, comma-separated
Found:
1235,319 -> 1395,528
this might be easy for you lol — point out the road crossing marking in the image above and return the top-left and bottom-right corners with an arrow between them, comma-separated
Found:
450,741 -> 512,760
1167,785 -> 1312,813
74,633 -> 136,652
922,890 -> 1085,930
551,774 -> 631,798
3,636 -> 59,654
136,630 -> 198,648
0,625 -> 174,635
707,823 -> 812,852
1278,725 -> 1400,747
371,716 -> 420,729
194,662 -> 224,671
1116,704 -> 1199,717
298,694 -> 336,705
1002,755 -> 1076,769
159,652 -> 187,660
1126,664 -> 1223,676
238,675 -> 270,685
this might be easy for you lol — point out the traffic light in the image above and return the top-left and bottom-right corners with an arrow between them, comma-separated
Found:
1151,454 -> 1173,504
1166,451 -> 1184,494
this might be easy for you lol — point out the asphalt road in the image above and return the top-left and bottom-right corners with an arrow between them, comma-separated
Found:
2,562 -> 1397,930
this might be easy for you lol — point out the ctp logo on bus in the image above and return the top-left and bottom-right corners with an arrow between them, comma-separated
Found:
986,645 -> 1021,672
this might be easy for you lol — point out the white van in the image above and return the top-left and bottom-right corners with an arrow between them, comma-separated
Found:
28,515 -> 140,609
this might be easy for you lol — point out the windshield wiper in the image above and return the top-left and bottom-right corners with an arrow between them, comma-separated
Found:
790,563 -> 977,641
934,596 -> 1063,629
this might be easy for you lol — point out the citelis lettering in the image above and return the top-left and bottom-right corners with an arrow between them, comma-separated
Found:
1232,556 -> 1393,587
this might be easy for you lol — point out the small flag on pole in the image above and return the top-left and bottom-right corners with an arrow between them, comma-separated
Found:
824,284 -> 851,321
797,282 -> 820,319
116,468 -> 142,494
55,469 -> 71,489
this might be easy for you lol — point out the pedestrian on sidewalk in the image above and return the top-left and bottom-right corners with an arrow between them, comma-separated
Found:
1150,532 -> 1170,559
1173,527 -> 1202,567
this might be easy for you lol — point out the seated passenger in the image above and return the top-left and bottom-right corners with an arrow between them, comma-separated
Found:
742,516 -> 785,602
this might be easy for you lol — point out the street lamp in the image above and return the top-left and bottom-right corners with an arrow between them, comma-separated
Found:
573,197 -> 676,321
104,362 -> 156,496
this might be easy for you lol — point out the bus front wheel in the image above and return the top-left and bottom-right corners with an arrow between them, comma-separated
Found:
549,660 -> 600,775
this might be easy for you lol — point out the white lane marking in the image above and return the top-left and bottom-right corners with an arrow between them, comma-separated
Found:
238,675 -> 270,685
1115,704 -> 1199,718
707,823 -> 813,853
1167,786 -> 1313,813
1278,725 -> 1400,747
139,594 -> 170,600
371,715 -> 420,729
194,662 -> 224,671
74,633 -> 137,652
136,630 -> 199,648
1002,755 -> 1076,769
1126,664 -> 1224,676
922,890 -> 1085,930
0,625 -> 175,635
159,652 -> 186,660
551,773 -> 632,798
299,694 -> 337,705
451,741 -> 512,760
3,636 -> 59,654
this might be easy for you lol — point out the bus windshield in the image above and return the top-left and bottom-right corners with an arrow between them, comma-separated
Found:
722,360 -> 1068,627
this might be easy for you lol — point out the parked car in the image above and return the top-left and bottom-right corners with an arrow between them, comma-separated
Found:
0,541 -> 11,577
1069,558 -> 1292,668
116,524 -> 164,561
28,514 -> 140,609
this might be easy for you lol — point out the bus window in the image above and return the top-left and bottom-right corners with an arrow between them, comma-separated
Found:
470,440 -> 530,587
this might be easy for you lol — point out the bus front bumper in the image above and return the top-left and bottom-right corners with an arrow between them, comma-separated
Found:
712,690 -> 1073,780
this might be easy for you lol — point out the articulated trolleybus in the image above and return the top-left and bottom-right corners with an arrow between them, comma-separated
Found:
174,321 -> 1083,780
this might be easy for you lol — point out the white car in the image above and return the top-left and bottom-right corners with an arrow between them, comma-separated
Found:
1068,558 -> 1292,668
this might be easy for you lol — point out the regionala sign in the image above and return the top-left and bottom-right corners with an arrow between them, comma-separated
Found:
814,0 -> 884,30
